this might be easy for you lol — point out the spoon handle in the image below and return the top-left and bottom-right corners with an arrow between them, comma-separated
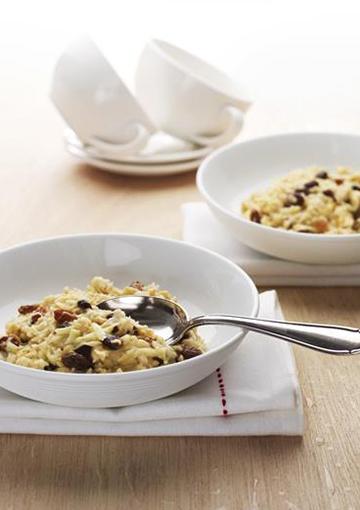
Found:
185,316 -> 360,354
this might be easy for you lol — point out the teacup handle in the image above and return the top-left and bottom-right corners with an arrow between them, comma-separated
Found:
89,123 -> 150,157
190,106 -> 243,148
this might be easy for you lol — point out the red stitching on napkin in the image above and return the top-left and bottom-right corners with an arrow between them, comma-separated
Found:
216,368 -> 228,416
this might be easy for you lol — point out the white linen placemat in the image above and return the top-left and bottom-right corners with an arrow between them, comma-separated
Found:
182,202 -> 360,286
0,291 -> 303,436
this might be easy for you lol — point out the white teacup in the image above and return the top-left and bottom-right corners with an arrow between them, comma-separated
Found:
135,40 -> 251,147
50,37 -> 156,158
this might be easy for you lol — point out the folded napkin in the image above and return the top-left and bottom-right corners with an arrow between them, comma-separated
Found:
0,292 -> 302,436
183,202 -> 360,286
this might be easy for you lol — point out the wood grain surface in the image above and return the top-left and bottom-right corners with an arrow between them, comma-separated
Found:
1,46 -> 360,510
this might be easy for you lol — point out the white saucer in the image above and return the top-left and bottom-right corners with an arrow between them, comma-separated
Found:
65,129 -> 212,164
66,142 -> 203,176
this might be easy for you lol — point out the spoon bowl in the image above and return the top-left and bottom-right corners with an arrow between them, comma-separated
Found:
100,295 -> 360,354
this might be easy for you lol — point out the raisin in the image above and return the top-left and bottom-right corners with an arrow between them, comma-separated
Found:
10,337 -> 20,346
0,336 -> 8,352
44,363 -> 57,371
181,346 -> 202,359
335,178 -> 344,185
250,210 -> 261,223
62,352 -> 92,371
18,304 -> 39,315
323,189 -> 336,200
293,192 -> 305,206
353,207 -> 360,220
106,313 -> 114,319
316,171 -> 328,179
111,325 -> 119,334
74,345 -> 93,367
77,300 -> 92,310
284,193 -> 304,207
102,336 -> 122,350
130,281 -> 144,291
54,309 -> 77,325
352,185 -> 360,191
304,180 -> 318,189
30,313 -> 42,325
298,229 -> 313,233
295,187 -> 310,195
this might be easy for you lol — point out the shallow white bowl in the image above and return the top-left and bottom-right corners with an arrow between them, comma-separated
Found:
197,132 -> 360,264
0,234 -> 258,407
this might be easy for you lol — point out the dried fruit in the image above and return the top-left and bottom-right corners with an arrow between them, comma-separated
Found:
18,304 -> 39,315
353,207 -> 360,220
250,210 -> 261,223
77,300 -> 92,310
304,180 -> 319,189
312,218 -> 328,233
335,178 -> 344,185
74,345 -> 93,367
316,171 -> 329,179
102,336 -> 122,350
181,346 -> 202,359
352,185 -> 360,191
30,313 -> 42,325
62,352 -> 92,371
54,309 -> 77,326
323,189 -> 336,200
284,193 -> 304,207
44,363 -> 57,371
295,187 -> 310,195
130,281 -> 144,290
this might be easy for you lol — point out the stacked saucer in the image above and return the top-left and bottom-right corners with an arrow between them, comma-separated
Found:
51,37 -> 251,176
64,129 -> 213,176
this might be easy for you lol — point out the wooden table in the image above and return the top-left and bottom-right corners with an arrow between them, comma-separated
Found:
1,54 -> 360,510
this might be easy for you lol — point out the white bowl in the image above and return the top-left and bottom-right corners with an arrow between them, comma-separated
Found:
197,132 -> 360,264
0,234 -> 258,407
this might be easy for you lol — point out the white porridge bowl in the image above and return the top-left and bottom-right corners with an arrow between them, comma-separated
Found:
0,234 -> 258,408
197,132 -> 360,264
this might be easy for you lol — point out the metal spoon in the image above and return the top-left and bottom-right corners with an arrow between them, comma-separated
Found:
98,295 -> 360,355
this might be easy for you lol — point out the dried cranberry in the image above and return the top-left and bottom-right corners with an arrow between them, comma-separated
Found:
54,309 -> 77,325
30,313 -> 42,325
18,304 -> 39,315
77,300 -> 92,310
250,210 -> 261,223
181,347 -> 202,359
102,336 -> 122,350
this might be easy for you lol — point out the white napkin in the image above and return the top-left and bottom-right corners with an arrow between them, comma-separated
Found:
183,202 -> 360,286
0,292 -> 302,436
